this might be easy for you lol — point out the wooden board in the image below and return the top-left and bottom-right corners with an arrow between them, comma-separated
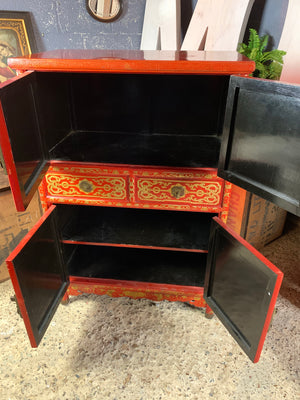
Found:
0,168 -> 9,191
278,0 -> 300,84
140,0 -> 181,50
181,0 -> 254,51
226,184 -> 287,250
0,190 -> 42,282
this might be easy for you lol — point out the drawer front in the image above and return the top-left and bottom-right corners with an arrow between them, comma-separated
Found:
44,164 -> 130,206
41,163 -> 225,212
135,177 -> 223,207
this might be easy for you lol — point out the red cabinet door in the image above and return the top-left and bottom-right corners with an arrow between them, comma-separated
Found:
218,75 -> 300,216
6,205 -> 68,347
0,71 -> 49,211
204,217 -> 283,362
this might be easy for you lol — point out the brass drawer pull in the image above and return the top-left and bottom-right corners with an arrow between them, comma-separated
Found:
78,180 -> 94,193
171,185 -> 185,199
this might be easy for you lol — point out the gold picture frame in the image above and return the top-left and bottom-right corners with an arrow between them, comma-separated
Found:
0,11 -> 37,83
0,11 -> 37,174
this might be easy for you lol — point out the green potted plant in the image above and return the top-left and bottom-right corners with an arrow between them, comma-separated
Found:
238,28 -> 286,80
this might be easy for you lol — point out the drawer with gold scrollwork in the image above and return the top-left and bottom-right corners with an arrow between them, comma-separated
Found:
41,163 -> 131,206
39,162 -> 226,212
133,169 -> 224,211
134,168 -> 224,212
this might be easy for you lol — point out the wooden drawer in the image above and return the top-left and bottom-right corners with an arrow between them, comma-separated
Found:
134,176 -> 223,207
40,163 -> 226,213
41,163 -> 131,207
132,168 -> 226,213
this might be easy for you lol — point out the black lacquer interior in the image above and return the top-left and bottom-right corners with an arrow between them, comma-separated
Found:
66,245 -> 207,287
57,204 -> 216,250
55,204 -> 211,286
38,72 -> 228,167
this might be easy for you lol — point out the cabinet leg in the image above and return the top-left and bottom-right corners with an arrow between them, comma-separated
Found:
61,292 -> 70,305
205,304 -> 214,319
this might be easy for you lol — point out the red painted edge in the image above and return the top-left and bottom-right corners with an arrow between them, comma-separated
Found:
6,205 -> 57,348
62,240 -> 208,253
0,101 -> 25,211
49,160 -> 221,175
48,196 -> 222,213
213,217 -> 284,363
8,54 -> 255,75
253,274 -> 283,363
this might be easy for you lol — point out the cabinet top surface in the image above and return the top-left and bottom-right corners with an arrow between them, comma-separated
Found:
8,49 -> 255,75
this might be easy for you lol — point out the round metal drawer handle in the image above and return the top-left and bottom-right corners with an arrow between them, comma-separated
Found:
171,185 -> 186,199
78,179 -> 94,193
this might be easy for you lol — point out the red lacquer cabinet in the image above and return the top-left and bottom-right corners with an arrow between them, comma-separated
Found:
1,50 -> 299,362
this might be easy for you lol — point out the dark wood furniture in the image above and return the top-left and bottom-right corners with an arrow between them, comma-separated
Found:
0,50 -> 299,363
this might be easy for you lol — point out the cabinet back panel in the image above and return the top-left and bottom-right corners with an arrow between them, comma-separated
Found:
70,74 -> 229,135
36,73 -> 73,152
67,245 -> 206,287
34,72 -> 228,167
56,205 -> 216,251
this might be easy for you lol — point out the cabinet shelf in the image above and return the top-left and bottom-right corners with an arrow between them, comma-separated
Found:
57,205 -> 216,251
66,245 -> 207,287
50,131 -> 221,168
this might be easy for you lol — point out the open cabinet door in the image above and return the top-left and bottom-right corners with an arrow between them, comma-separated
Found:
204,217 -> 283,363
218,75 -> 300,216
0,72 -> 49,211
6,205 -> 69,347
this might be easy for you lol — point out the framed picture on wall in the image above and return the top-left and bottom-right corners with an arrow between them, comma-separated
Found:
0,11 -> 37,83
0,11 -> 37,173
